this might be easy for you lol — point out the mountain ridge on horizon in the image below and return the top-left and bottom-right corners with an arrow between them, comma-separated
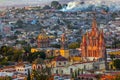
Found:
0,0 -> 74,7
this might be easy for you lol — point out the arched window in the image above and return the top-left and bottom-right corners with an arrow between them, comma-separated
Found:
34,66 -> 35,70
59,62 -> 61,65
38,66 -> 40,69
64,62 -> 66,64
84,65 -> 86,70
70,68 -> 73,73
61,70 -> 63,74
56,70 -> 58,74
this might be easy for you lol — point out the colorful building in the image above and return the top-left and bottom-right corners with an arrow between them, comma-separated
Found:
37,32 -> 49,48
80,18 -> 105,61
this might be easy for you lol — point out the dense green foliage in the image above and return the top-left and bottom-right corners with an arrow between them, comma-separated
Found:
68,42 -> 80,49
0,46 -> 23,64
113,59 -> 120,70
51,1 -> 62,9
0,46 -> 46,65
50,44 -> 61,48
31,67 -> 52,80
112,38 -> 120,48
0,76 -> 12,80
27,69 -> 31,80
110,54 -> 115,61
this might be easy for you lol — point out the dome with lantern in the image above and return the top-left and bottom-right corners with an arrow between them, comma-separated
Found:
37,32 -> 49,48
38,33 -> 49,40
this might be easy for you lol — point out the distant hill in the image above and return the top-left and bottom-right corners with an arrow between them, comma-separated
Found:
59,0 -> 74,4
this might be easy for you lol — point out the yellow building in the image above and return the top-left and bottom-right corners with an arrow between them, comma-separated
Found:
109,51 -> 120,55
31,48 -> 39,53
109,61 -> 116,70
70,56 -> 82,62
60,49 -> 70,58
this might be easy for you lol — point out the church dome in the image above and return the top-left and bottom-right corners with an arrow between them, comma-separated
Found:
37,32 -> 50,48
38,33 -> 49,40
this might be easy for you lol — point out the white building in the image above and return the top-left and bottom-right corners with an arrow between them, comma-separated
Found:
52,60 -> 105,75
15,62 -> 32,75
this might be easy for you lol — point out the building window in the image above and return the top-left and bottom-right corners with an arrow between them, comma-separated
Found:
38,66 -> 40,69
84,65 -> 86,70
70,68 -> 73,73
34,66 -> 35,70
59,62 -> 61,65
61,70 -> 63,74
64,62 -> 66,64
56,70 -> 58,74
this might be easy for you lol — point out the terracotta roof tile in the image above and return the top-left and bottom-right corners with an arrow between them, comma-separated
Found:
54,55 -> 68,61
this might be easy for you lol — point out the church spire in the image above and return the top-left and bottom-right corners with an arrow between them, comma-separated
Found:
92,17 -> 97,30
91,12 -> 98,30
61,33 -> 67,49
91,15 -> 99,37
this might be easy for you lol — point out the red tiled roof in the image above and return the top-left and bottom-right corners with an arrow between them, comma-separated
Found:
54,55 -> 68,61
78,74 -> 96,77
15,63 -> 24,67
2,66 -> 15,69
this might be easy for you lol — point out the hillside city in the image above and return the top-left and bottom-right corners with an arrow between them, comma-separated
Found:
0,1 -> 120,80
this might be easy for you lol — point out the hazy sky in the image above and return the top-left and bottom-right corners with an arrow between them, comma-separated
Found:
0,0 -> 119,7
0,0 -> 59,7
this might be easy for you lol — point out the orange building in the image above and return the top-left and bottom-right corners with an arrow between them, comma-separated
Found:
80,18 -> 105,61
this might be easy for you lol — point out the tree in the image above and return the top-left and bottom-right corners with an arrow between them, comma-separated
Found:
0,76 -> 12,80
16,19 -> 23,28
62,4 -> 67,8
115,75 -> 120,80
31,67 -> 52,80
50,44 -> 60,48
0,46 -> 24,63
68,42 -> 80,49
110,54 -> 115,61
43,5 -> 51,9
27,69 -> 31,80
81,69 -> 83,74
32,51 -> 46,60
72,72 -> 75,78
51,1 -> 62,9
74,70 -> 78,78
113,59 -> 120,70
23,45 -> 31,53
78,69 -> 80,76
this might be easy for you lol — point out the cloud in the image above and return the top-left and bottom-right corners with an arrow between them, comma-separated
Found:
61,0 -> 120,12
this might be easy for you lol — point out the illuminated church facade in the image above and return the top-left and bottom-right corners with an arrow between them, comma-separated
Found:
80,18 -> 105,61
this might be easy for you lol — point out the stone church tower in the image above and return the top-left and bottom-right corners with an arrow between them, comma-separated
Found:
61,33 -> 68,49
80,18 -> 105,61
